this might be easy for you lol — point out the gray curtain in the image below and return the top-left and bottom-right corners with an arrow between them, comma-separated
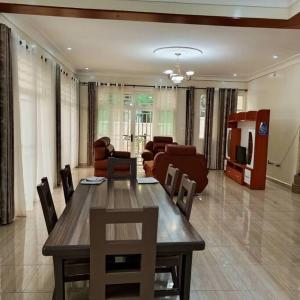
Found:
185,87 -> 195,145
216,88 -> 238,170
55,64 -> 61,185
0,24 -> 14,224
204,87 -> 215,169
87,82 -> 97,166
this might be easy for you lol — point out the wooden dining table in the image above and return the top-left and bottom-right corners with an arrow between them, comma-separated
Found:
43,179 -> 205,300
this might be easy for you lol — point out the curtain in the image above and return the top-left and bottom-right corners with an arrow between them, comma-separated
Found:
12,32 -> 73,214
216,88 -> 238,170
61,71 -> 79,169
0,24 -> 14,224
96,85 -> 126,151
55,64 -> 61,185
153,86 -> 177,138
87,82 -> 97,166
204,87 -> 215,168
185,87 -> 195,145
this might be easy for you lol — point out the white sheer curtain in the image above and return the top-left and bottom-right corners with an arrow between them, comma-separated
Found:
61,72 -> 79,168
96,85 -> 126,150
153,87 -> 177,138
12,34 -> 57,214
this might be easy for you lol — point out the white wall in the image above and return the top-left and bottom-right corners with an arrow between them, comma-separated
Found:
247,64 -> 300,186
78,73 -> 247,164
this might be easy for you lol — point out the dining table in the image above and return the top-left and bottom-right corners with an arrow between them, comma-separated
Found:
43,179 -> 205,300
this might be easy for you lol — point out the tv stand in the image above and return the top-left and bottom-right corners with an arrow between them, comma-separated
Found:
225,160 -> 246,185
224,110 -> 270,190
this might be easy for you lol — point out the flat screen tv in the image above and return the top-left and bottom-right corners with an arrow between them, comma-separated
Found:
236,146 -> 247,164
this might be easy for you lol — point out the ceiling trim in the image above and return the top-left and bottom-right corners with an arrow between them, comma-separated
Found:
1,3 -> 300,29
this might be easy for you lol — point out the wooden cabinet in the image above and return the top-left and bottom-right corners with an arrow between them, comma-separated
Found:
224,109 -> 270,190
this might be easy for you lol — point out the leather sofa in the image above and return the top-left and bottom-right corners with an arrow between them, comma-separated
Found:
143,144 -> 208,193
141,136 -> 176,163
94,137 -> 131,177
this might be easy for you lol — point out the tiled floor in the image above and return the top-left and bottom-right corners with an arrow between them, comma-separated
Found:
1,168 -> 300,299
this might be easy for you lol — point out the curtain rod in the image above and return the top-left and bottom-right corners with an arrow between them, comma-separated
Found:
79,82 -> 247,92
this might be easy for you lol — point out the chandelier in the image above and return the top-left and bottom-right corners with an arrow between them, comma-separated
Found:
163,52 -> 195,84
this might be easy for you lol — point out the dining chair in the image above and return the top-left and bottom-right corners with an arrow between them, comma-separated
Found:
164,164 -> 180,200
37,177 -> 89,295
90,206 -> 158,300
107,157 -> 137,180
176,174 -> 197,221
156,174 -> 197,291
60,164 -> 74,204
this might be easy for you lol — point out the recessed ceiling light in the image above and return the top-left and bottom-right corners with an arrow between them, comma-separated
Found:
186,71 -> 195,76
233,73 -> 237,77
273,55 -> 279,59
85,67 -> 89,70
67,47 -> 72,51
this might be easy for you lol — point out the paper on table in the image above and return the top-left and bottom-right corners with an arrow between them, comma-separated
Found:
81,178 -> 106,185
137,177 -> 159,184
86,176 -> 105,182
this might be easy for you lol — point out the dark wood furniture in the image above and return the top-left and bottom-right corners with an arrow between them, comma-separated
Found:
225,109 -> 270,189
60,164 -> 74,204
43,180 -> 205,300
37,177 -> 89,295
176,174 -> 197,221
37,177 -> 58,234
90,207 -> 158,300
164,164 -> 180,200
107,157 -> 137,180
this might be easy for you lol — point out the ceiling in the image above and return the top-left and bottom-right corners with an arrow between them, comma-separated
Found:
6,14 -> 300,80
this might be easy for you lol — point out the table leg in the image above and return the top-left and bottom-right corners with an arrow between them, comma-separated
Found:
53,257 -> 65,300
180,252 -> 192,300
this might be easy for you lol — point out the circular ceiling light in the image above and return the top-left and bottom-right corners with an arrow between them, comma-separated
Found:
153,46 -> 203,59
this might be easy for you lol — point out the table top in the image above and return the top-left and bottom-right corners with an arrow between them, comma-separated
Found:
43,180 -> 205,257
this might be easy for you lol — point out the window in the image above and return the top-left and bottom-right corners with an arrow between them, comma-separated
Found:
237,91 -> 247,112
199,94 -> 206,139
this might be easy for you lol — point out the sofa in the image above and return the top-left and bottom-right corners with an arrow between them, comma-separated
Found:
94,137 -> 131,177
141,136 -> 176,163
143,144 -> 208,193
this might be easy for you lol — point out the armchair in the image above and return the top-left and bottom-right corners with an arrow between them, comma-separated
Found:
142,136 -> 176,163
94,137 -> 131,177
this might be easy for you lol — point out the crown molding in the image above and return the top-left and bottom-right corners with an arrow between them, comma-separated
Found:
248,53 -> 300,82
0,13 -> 75,73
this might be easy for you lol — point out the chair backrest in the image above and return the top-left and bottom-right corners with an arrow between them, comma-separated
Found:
37,177 -> 58,234
60,164 -> 74,204
176,174 -> 197,221
90,206 -> 158,300
164,164 -> 180,200
107,157 -> 137,180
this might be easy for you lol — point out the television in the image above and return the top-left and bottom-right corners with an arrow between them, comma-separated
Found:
236,146 -> 247,164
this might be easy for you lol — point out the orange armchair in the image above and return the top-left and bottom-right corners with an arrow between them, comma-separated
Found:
94,137 -> 130,177
143,145 -> 208,193
142,136 -> 176,163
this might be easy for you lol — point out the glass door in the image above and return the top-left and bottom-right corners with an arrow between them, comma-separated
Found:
121,91 -> 154,165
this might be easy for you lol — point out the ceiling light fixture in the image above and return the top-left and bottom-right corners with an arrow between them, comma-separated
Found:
67,47 -> 72,51
163,53 -> 195,85
85,67 -> 89,70
273,55 -> 279,59
233,73 -> 237,77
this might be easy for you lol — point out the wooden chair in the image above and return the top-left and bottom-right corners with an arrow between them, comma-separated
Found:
107,157 -> 137,180
164,164 -> 180,200
37,177 -> 58,234
176,174 -> 197,221
156,174 -> 196,291
90,206 -> 158,300
36,177 -> 89,296
60,164 -> 74,204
